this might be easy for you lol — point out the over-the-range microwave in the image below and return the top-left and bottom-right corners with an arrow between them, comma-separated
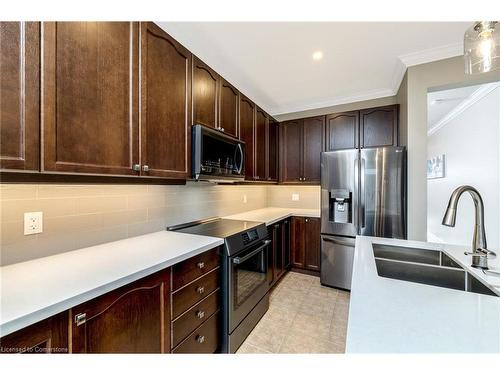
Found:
192,124 -> 245,182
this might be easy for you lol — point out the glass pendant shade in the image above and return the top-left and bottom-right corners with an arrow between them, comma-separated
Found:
464,21 -> 500,74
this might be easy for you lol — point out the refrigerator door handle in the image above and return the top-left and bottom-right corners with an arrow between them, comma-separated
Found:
360,157 -> 366,229
353,157 -> 359,232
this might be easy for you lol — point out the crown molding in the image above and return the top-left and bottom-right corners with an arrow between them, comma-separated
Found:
428,82 -> 500,136
269,88 -> 395,116
399,42 -> 463,67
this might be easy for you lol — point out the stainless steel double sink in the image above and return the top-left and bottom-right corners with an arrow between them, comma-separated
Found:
373,244 -> 499,297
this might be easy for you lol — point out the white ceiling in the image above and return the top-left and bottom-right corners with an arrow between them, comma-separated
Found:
158,22 -> 470,116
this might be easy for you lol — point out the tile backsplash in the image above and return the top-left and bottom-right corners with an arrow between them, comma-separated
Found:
267,185 -> 320,210
0,183 -> 320,266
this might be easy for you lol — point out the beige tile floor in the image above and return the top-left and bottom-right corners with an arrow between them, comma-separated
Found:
236,271 -> 350,354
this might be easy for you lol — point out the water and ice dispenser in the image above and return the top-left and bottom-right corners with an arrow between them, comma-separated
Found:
328,189 -> 352,224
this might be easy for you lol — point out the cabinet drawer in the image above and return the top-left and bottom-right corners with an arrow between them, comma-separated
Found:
172,247 -> 220,291
172,268 -> 220,319
172,289 -> 220,348
172,312 -> 220,354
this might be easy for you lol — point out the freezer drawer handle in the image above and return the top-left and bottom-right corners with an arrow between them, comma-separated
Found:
322,237 -> 355,247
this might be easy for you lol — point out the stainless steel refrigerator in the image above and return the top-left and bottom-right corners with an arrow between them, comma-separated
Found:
320,147 -> 406,290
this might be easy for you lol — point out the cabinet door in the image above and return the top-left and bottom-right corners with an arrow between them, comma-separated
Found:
274,222 -> 285,281
326,111 -> 359,151
192,56 -> 218,129
0,22 -> 40,171
255,107 -> 268,180
71,269 -> 170,353
239,95 -> 255,179
283,219 -> 291,269
0,312 -> 68,354
291,217 -> 305,268
267,224 -> 277,286
140,22 -> 191,179
42,22 -> 140,175
360,105 -> 398,148
219,78 -> 239,138
302,116 -> 325,183
267,118 -> 278,181
304,217 -> 321,271
279,120 -> 303,183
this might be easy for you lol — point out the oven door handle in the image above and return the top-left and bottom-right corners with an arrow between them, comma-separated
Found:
232,240 -> 271,264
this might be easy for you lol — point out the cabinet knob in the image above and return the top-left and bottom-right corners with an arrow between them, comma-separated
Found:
142,165 -> 149,172
305,218 -> 309,223
221,128 -> 225,132
197,286 -> 205,294
196,310 -> 205,319
197,261 -> 205,269
132,164 -> 141,172
197,335 -> 205,344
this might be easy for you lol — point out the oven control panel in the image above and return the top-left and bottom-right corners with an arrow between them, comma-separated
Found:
241,229 -> 259,245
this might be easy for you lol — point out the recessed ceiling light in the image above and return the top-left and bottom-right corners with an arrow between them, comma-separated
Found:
312,51 -> 323,61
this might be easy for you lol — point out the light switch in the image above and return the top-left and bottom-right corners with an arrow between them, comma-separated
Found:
24,212 -> 43,235
292,193 -> 300,201
243,194 -> 248,203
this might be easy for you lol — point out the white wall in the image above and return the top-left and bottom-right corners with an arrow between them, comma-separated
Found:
401,56 -> 500,241
427,86 -> 500,252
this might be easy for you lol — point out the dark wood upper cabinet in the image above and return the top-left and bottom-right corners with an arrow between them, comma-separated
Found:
255,107 -> 268,180
0,22 -> 40,172
71,268 -> 170,353
41,22 -> 140,176
304,217 -> 320,271
0,312 -> 69,354
302,116 -> 325,183
218,78 -> 239,138
267,118 -> 278,181
280,116 -> 324,183
326,111 -> 359,151
360,104 -> 398,148
279,119 -> 303,183
239,95 -> 255,179
192,56 -> 219,129
140,22 -> 191,179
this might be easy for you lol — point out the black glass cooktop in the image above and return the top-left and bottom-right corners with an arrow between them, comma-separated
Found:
170,218 -> 263,239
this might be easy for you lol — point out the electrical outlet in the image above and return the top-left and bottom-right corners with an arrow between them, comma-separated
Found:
24,212 -> 43,235
292,193 -> 300,201
243,194 -> 248,203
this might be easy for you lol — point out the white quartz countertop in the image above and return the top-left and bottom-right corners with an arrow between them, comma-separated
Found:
347,236 -> 500,353
0,231 -> 223,337
223,207 -> 320,226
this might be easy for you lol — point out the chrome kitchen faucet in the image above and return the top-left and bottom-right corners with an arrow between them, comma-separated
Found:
442,185 -> 496,269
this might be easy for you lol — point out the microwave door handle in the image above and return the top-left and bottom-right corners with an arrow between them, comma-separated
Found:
235,143 -> 244,174
232,240 -> 271,264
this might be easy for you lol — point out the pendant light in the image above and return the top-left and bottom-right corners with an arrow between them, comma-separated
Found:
464,21 -> 499,74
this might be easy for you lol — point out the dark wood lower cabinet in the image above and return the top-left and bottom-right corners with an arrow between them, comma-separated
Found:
71,269 -> 171,353
0,312 -> 69,354
170,248 -> 221,353
172,312 -> 220,354
268,219 -> 292,288
291,216 -> 320,273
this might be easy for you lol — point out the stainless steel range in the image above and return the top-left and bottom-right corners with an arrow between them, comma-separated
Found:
168,218 -> 270,353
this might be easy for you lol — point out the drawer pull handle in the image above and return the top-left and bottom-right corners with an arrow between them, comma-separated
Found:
197,262 -> 205,269
196,310 -> 205,319
197,286 -> 205,294
197,335 -> 205,344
